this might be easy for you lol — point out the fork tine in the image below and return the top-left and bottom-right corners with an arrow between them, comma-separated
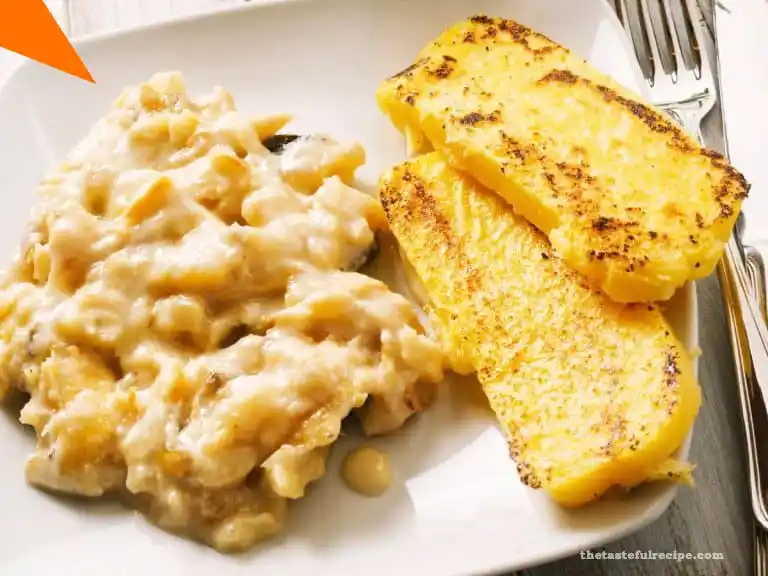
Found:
644,0 -> 676,76
613,0 -> 625,24
618,0 -> 655,84
662,0 -> 699,72
637,0 -> 666,86
658,0 -> 686,81
684,0 -> 710,80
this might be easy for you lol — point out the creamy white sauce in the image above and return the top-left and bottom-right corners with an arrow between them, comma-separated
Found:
0,72 -> 445,552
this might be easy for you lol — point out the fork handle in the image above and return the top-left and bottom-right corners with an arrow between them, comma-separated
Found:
718,242 -> 768,530
679,110 -> 768,525
723,238 -> 768,405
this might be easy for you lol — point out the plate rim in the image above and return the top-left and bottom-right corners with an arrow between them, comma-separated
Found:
0,0 -> 700,573
3,0 -> 654,103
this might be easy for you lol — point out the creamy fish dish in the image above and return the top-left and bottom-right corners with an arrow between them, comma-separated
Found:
0,72 -> 445,552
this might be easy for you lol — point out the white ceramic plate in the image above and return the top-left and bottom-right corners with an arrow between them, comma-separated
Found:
0,0 -> 698,574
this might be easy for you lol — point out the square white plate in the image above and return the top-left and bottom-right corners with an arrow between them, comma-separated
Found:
0,0 -> 698,574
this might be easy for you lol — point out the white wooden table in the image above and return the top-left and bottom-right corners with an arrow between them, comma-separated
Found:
1,1 -> 752,575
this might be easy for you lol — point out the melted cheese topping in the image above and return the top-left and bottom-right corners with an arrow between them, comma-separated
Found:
0,72 -> 445,552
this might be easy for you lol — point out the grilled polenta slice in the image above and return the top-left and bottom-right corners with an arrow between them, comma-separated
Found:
376,15 -> 749,303
378,152 -> 701,507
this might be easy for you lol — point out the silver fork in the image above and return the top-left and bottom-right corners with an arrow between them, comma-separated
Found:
747,241 -> 768,574
613,0 -> 768,571
751,259 -> 768,575
748,247 -> 768,321
614,0 -> 715,135
758,525 -> 768,576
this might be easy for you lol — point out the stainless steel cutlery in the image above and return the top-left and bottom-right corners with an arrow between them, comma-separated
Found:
611,1 -> 768,571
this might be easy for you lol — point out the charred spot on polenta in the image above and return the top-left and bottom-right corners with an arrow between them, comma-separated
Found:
427,55 -> 458,79
538,69 -> 580,85
456,110 -> 502,126
469,14 -> 495,25
592,217 -> 615,232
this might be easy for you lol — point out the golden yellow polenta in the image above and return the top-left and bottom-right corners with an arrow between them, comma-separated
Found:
377,15 -> 749,303
379,152 -> 701,506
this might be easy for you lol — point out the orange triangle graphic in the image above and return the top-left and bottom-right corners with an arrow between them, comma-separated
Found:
0,0 -> 94,83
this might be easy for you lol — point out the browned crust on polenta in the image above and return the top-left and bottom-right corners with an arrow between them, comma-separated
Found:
382,14 -> 749,286
380,166 -> 481,293
379,156 -> 693,494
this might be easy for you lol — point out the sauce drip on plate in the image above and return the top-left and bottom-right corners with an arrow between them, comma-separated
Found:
341,446 -> 393,497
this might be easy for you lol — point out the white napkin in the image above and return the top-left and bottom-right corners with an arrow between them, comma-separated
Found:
716,0 -> 768,251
